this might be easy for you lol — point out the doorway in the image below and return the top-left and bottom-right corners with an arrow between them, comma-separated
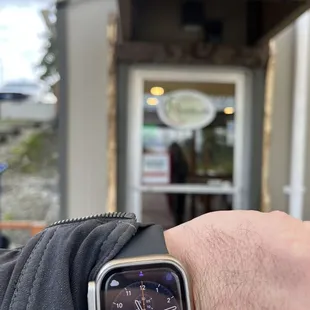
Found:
125,66 -> 252,227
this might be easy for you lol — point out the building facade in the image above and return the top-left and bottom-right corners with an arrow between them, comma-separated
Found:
57,0 -> 310,225
264,12 -> 310,220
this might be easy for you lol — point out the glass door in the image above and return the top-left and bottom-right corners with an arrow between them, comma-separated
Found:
126,66 -> 251,228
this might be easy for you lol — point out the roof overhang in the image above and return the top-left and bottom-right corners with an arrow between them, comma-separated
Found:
118,0 -> 310,45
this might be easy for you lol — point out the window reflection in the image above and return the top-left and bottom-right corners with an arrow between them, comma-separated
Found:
142,81 -> 235,186
141,81 -> 235,226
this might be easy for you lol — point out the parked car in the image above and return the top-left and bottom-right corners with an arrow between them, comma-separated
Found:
0,80 -> 57,105
0,80 -> 57,122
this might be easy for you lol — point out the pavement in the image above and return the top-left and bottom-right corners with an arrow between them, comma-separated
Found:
142,193 -> 175,229
142,192 -> 232,230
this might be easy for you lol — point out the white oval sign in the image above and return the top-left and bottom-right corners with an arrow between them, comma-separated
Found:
156,90 -> 217,130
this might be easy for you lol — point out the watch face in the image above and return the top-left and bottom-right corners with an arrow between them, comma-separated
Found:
100,262 -> 189,310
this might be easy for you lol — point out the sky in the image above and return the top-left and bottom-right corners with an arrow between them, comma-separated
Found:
0,1 -> 51,84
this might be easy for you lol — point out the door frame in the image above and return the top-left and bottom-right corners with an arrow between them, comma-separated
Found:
125,65 -> 253,220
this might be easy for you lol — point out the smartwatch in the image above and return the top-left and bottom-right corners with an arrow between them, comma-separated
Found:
87,224 -> 192,310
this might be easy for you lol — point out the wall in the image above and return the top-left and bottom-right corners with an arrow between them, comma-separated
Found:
0,103 -> 56,121
58,0 -> 118,218
289,12 -> 310,219
301,14 -> 310,220
267,25 -> 295,213
249,70 -> 265,211
116,64 -> 129,213
268,12 -> 310,219
304,100 -> 310,220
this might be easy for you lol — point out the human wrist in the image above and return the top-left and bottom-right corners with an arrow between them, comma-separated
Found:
164,227 -> 192,270
164,220 -> 231,310
164,225 -> 207,310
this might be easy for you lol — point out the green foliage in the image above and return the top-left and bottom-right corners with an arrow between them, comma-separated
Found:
40,34 -> 58,82
3,213 -> 14,221
8,130 -> 58,175
38,8 -> 58,84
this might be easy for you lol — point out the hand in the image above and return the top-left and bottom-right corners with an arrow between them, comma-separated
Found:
135,300 -> 143,310
165,210 -> 310,309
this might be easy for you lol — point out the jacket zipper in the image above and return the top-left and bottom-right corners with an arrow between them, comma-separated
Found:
48,212 -> 135,228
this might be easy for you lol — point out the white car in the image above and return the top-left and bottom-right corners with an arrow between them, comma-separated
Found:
0,80 -> 57,105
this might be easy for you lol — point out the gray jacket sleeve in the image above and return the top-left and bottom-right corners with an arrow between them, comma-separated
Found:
0,214 -> 138,310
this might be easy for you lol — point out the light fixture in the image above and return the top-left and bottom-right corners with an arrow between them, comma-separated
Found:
224,107 -> 234,115
147,97 -> 159,106
150,86 -> 164,96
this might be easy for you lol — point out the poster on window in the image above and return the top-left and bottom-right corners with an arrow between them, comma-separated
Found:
142,153 -> 170,184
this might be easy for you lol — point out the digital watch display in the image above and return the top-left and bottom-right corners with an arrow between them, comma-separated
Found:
97,257 -> 190,310
87,225 -> 192,310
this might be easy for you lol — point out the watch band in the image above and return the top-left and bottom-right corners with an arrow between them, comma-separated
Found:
115,224 -> 168,258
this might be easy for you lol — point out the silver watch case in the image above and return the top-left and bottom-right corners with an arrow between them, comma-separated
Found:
87,254 -> 192,310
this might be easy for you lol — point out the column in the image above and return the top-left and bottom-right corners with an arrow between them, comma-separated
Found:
289,11 -> 310,219
57,0 -> 118,218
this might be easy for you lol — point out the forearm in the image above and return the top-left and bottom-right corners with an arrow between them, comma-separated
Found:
164,221 -> 213,309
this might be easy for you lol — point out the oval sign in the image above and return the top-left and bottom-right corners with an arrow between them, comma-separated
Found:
156,90 -> 217,130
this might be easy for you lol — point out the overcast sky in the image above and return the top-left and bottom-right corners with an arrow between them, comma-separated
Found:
0,1 -> 52,84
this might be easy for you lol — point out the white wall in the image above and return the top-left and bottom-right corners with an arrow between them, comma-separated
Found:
298,12 -> 310,220
63,0 -> 118,218
267,25 -> 294,214
268,11 -> 310,219
0,103 -> 56,121
288,12 -> 310,219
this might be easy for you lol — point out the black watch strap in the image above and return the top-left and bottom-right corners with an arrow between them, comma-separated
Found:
115,224 -> 168,258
